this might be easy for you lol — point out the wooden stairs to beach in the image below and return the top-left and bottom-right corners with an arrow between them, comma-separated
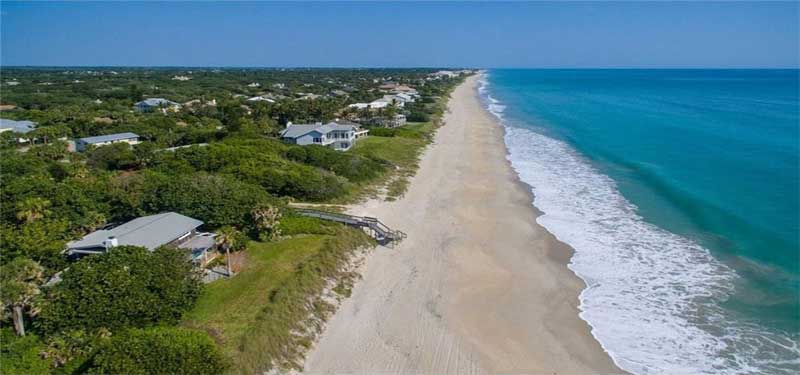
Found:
294,208 -> 407,246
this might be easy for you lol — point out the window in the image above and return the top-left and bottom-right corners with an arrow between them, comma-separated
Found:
313,137 -> 322,143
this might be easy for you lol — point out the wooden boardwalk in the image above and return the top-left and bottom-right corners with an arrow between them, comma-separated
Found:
294,208 -> 407,246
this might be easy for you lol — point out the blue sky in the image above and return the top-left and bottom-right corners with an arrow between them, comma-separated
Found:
1,1 -> 797,68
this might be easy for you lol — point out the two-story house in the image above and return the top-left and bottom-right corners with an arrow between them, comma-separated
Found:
279,121 -> 368,151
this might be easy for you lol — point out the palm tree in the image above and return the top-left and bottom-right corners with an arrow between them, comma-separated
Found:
15,197 -> 51,224
251,205 -> 282,241
0,258 -> 44,336
214,226 -> 240,277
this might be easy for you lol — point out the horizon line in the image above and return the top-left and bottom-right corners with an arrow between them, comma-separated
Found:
1,65 -> 798,70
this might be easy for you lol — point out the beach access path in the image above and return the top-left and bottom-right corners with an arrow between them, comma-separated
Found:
300,75 -> 623,375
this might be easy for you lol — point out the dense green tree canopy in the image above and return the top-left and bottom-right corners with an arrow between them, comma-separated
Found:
36,246 -> 201,334
87,327 -> 229,375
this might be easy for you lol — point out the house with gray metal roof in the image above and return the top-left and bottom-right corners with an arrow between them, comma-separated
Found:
0,119 -> 36,134
279,121 -> 368,151
75,132 -> 139,152
67,212 -> 205,256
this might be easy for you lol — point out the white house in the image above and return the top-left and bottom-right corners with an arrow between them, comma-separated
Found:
348,99 -> 394,110
294,93 -> 321,101
134,98 -> 181,112
246,95 -> 276,103
347,102 -> 372,110
368,114 -> 407,128
429,70 -> 459,79
279,121 -> 368,151
75,132 -> 140,152
372,96 -> 405,108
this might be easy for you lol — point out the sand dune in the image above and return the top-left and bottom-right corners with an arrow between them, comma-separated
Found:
301,75 -> 623,375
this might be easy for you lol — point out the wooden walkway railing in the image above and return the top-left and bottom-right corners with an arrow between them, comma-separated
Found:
294,209 -> 407,246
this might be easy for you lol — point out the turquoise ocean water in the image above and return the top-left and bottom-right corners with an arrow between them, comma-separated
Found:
480,69 -> 799,374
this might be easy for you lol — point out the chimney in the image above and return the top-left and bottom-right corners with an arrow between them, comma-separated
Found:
103,236 -> 118,250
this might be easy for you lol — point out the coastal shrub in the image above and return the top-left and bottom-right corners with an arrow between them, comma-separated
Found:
261,165 -> 348,201
284,145 -> 386,183
148,172 -> 274,227
406,111 -> 430,122
86,143 -> 138,170
0,329 -> 50,375
87,327 -> 228,375
0,220 -> 70,270
36,246 -> 202,334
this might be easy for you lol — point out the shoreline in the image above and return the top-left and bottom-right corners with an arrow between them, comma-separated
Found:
301,75 -> 623,374
482,76 -> 626,373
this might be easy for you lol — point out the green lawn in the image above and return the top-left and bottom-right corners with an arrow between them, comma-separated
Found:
182,235 -> 328,351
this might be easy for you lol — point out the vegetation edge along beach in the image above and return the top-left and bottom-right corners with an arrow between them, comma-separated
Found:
0,68 -> 468,374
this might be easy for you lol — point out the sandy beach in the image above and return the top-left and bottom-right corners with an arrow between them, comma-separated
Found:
301,75 -> 623,375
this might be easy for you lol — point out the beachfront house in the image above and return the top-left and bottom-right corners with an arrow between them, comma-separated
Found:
360,114 -> 407,129
378,114 -> 407,128
134,98 -> 181,112
66,212 -> 218,266
75,132 -> 140,152
280,121 -> 368,151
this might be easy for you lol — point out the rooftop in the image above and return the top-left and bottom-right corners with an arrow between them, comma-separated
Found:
136,98 -> 179,107
68,212 -> 203,251
280,121 -> 359,139
78,132 -> 139,144
0,119 -> 36,133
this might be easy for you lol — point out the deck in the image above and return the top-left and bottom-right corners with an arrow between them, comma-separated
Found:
294,208 -> 406,246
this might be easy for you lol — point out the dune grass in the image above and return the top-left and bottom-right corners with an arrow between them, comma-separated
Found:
182,226 -> 373,374
346,97 -> 450,201
182,236 -> 326,344
349,120 -> 441,201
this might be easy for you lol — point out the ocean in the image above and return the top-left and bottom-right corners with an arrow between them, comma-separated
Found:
479,69 -> 799,374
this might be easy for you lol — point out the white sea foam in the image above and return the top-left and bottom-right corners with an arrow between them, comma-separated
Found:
477,76 -> 800,374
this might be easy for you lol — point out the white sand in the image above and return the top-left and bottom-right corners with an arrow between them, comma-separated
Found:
301,75 -> 623,375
